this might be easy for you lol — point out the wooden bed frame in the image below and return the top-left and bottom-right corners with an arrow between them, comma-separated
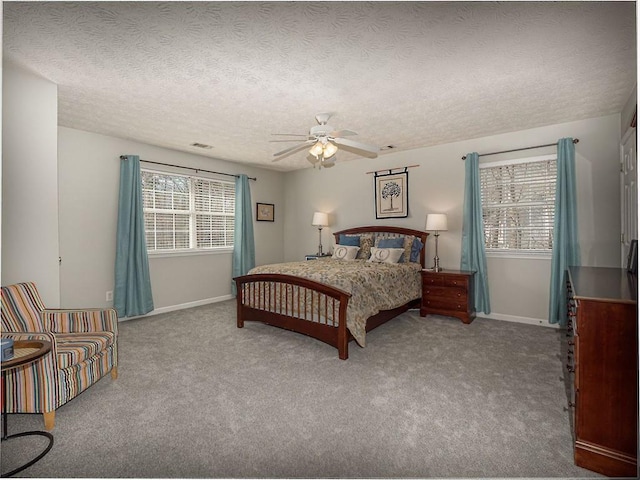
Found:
234,226 -> 428,360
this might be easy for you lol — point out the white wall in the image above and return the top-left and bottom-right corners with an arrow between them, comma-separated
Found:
2,62 -> 60,306
283,114 -> 622,325
58,127 -> 285,310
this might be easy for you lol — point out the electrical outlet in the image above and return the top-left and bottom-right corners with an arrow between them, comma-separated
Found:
106,291 -> 113,302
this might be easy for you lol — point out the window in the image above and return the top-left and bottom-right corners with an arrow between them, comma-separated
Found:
479,154 -> 557,255
141,169 -> 235,253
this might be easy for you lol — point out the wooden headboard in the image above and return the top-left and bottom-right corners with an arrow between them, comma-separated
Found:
333,226 -> 429,268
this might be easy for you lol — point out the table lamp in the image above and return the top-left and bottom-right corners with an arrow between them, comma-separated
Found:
426,213 -> 448,272
312,212 -> 329,256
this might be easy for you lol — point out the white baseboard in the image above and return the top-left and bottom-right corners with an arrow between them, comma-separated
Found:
477,312 -> 559,329
120,299 -> 558,330
118,294 -> 234,322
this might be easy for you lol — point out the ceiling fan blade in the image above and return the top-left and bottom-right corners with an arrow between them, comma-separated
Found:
333,137 -> 379,158
272,140 -> 314,160
330,129 -> 357,137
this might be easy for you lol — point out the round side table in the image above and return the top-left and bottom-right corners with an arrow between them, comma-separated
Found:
1,340 -> 54,477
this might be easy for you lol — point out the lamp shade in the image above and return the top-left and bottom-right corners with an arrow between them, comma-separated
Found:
312,212 -> 329,227
426,213 -> 448,231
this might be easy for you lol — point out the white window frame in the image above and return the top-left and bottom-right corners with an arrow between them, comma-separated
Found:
479,154 -> 557,259
141,168 -> 235,256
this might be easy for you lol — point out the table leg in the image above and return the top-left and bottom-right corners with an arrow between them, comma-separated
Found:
1,370 -> 54,477
2,370 -> 7,441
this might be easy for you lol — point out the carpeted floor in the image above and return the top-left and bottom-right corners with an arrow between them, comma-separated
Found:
2,300 -> 602,478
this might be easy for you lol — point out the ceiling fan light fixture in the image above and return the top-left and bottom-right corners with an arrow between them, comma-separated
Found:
309,141 -> 324,157
273,113 -> 379,165
323,141 -> 338,159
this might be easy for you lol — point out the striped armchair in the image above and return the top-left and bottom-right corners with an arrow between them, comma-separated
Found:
1,282 -> 118,430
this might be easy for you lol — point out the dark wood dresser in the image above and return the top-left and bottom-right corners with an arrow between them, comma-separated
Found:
567,266 -> 638,477
420,269 -> 475,324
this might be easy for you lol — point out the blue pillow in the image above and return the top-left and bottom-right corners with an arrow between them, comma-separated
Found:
339,234 -> 360,247
378,237 -> 407,261
410,238 -> 424,263
377,237 -> 405,249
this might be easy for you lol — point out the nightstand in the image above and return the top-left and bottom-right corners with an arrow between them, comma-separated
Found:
305,253 -> 332,260
420,269 -> 476,324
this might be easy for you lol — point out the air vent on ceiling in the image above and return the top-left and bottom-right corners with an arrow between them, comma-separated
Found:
190,142 -> 213,149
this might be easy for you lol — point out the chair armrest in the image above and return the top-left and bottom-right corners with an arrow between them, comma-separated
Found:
2,331 -> 60,412
43,308 -> 118,335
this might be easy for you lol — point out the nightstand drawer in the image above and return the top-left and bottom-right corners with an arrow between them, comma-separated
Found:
423,286 -> 467,301
422,274 -> 444,286
422,273 -> 469,288
442,275 -> 469,288
423,298 -> 468,312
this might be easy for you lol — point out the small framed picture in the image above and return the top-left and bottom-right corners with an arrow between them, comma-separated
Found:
256,202 -> 275,222
627,239 -> 637,274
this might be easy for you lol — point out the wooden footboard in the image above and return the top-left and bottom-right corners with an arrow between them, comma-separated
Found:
234,273 -> 353,359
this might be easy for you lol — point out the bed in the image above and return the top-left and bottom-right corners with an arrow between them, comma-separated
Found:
234,226 -> 428,360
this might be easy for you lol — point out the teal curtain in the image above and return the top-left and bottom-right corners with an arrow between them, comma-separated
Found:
548,138 -> 580,325
461,152 -> 491,314
114,155 -> 154,317
232,174 -> 255,295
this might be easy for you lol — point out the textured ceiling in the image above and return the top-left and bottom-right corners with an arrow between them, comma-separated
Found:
3,1 -> 637,171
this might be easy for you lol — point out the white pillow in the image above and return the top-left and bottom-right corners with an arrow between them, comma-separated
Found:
367,247 -> 405,264
332,245 -> 360,261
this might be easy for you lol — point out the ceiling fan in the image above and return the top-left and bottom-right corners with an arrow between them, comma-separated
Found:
271,113 -> 379,168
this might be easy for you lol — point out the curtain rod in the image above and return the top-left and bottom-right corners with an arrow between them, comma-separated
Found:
365,164 -> 420,175
119,156 -> 257,181
461,138 -> 579,160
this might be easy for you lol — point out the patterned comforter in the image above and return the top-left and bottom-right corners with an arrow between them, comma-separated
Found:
248,259 -> 422,346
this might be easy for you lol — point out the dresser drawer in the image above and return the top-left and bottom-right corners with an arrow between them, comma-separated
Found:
423,286 -> 467,301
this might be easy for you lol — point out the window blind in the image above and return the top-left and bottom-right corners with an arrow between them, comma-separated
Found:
141,170 -> 235,252
480,157 -> 557,251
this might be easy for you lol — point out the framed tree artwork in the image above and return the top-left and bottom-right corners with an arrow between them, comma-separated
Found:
374,170 -> 408,219
256,202 -> 275,222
